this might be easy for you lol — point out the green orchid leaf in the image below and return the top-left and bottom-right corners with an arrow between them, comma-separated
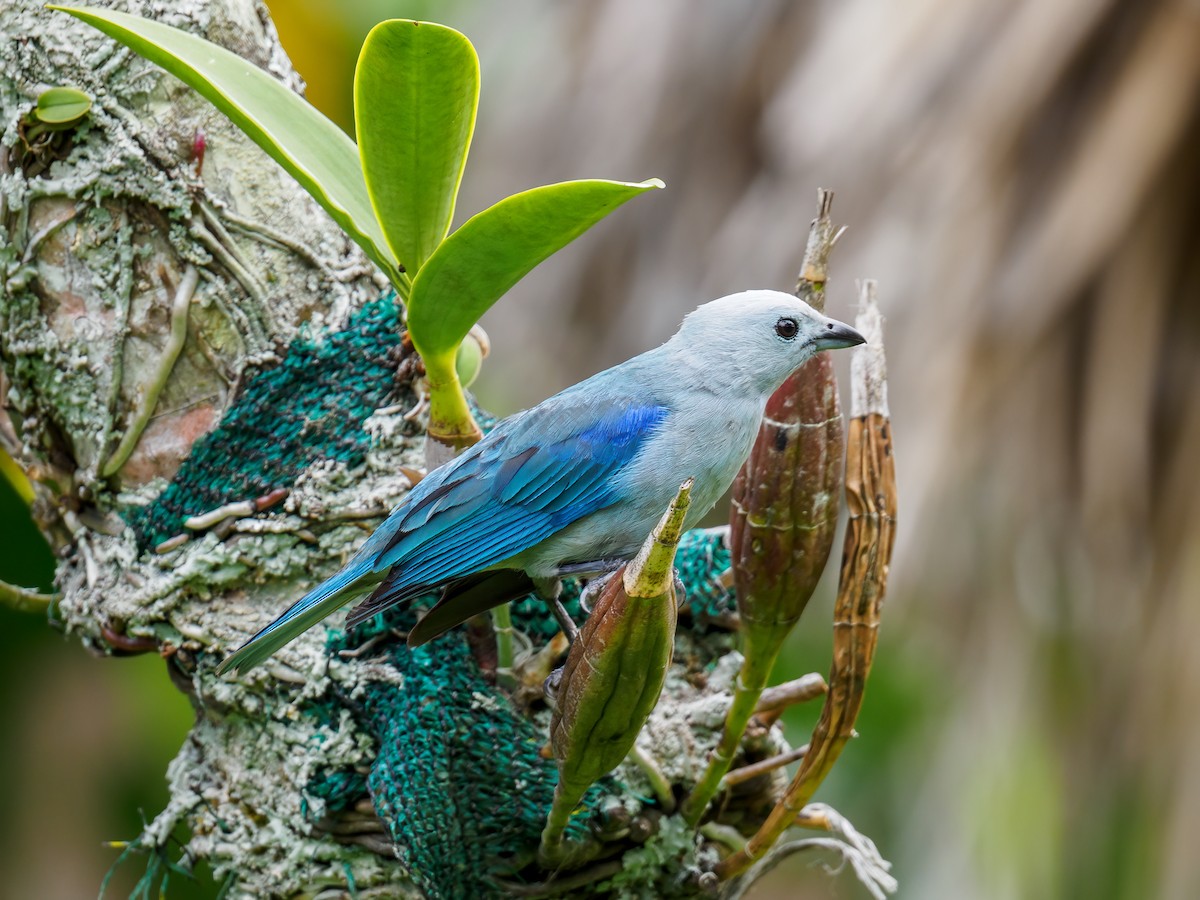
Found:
50,5 -> 402,285
407,177 -> 663,364
355,19 -> 479,274
35,86 -> 91,125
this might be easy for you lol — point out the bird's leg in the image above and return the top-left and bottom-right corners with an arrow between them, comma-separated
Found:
532,576 -> 579,642
550,557 -> 627,579
548,598 -> 579,643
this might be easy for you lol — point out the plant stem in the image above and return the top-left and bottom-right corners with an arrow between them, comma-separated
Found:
681,633 -> 781,826
101,265 -> 197,477
421,350 -> 483,465
538,783 -> 575,863
628,743 -> 675,812
0,579 -> 60,613
492,602 -> 516,690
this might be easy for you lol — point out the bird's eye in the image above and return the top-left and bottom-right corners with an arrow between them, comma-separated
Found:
775,317 -> 799,340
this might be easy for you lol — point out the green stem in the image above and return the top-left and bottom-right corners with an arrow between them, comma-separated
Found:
628,743 -> 675,813
700,821 -> 747,852
0,579 -> 60,613
492,602 -> 516,691
538,782 -> 578,865
681,632 -> 782,826
101,265 -> 197,477
422,350 -> 482,450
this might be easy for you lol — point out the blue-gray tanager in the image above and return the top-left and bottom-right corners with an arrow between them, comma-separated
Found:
218,290 -> 865,675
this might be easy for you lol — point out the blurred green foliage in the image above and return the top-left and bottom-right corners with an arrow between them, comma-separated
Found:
0,467 -> 214,896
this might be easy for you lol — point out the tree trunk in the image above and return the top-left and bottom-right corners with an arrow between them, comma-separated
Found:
0,0 -> 414,895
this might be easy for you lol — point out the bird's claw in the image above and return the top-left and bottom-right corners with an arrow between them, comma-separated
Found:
578,572 -> 615,615
673,569 -> 687,609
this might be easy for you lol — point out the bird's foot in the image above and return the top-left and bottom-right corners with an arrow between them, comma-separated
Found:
551,557 -> 628,616
578,571 -> 616,615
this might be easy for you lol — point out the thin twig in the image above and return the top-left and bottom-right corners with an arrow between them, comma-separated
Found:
628,743 -> 676,812
721,743 -> 809,789
0,579 -> 60,613
753,673 -> 828,726
101,266 -> 197,477
700,821 -> 746,852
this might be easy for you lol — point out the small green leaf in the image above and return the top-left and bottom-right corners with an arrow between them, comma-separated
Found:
355,20 -> 479,274
50,5 -> 402,285
407,178 -> 663,361
35,87 -> 91,125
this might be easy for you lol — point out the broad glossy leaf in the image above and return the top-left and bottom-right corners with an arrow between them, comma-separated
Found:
407,178 -> 663,363
51,5 -> 402,284
356,20 -> 478,274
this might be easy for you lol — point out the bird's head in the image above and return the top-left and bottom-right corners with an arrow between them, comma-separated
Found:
672,289 -> 866,395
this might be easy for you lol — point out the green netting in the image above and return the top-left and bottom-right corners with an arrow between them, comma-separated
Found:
675,528 -> 735,619
301,535 -> 733,897
317,609 -> 612,899
124,293 -> 409,550
303,758 -> 368,818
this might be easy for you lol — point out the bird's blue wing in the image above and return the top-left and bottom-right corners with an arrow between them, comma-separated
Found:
365,399 -> 667,587
218,396 -> 667,675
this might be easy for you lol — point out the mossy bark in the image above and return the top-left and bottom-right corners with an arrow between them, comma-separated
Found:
0,1 -> 412,896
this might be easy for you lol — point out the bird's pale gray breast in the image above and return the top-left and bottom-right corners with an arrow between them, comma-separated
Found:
506,384 -> 765,577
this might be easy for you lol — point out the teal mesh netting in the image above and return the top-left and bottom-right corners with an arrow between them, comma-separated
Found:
318,609 -> 613,899
124,293 -> 410,550
675,528 -> 734,620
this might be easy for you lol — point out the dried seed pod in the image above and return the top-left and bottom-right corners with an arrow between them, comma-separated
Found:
732,351 -> 844,655
735,187 -> 845,659
717,280 -> 897,880
682,190 -> 845,826
538,479 -> 692,867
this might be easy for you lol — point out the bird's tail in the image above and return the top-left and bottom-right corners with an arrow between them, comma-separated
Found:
216,565 -> 377,676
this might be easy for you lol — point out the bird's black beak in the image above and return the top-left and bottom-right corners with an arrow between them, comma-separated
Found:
813,316 -> 867,351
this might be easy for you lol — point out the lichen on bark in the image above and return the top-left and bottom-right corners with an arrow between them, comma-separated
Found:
0,0 -> 410,895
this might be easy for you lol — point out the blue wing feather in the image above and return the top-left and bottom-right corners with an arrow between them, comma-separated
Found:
369,400 -> 667,578
219,395 -> 668,673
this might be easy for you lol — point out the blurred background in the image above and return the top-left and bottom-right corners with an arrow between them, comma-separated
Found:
3,0 -> 1198,896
